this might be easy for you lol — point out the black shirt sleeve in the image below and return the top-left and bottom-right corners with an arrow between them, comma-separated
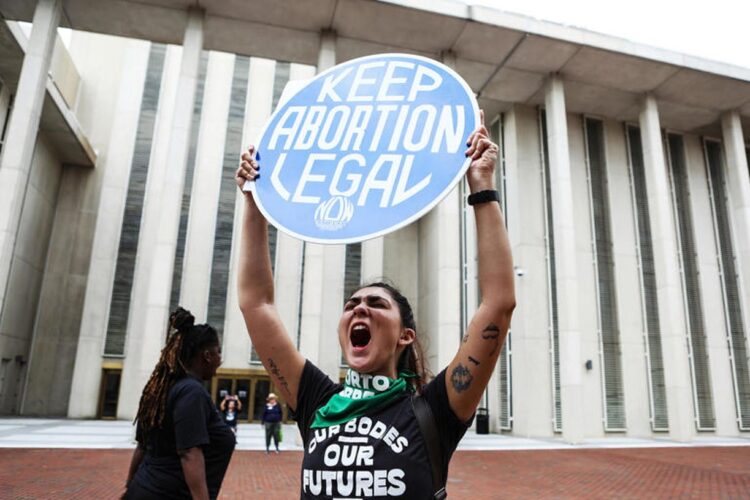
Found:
172,381 -> 211,450
420,369 -> 474,472
135,421 -> 145,448
289,360 -> 340,444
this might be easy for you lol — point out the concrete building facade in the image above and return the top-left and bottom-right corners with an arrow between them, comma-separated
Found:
0,0 -> 749,442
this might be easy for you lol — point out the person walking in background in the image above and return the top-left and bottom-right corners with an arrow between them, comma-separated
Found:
123,307 -> 235,500
219,394 -> 242,435
261,393 -> 282,454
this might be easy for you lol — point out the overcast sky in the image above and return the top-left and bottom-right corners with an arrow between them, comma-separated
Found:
40,1 -> 750,71
468,0 -> 749,70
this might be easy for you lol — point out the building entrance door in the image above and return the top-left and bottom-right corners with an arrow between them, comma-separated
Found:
98,368 -> 121,419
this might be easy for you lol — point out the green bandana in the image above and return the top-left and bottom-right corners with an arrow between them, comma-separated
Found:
311,370 -> 415,428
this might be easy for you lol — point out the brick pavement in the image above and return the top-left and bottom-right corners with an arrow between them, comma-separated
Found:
0,447 -> 748,499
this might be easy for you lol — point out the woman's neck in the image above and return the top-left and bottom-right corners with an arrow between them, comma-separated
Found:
352,367 -> 397,379
185,367 -> 205,380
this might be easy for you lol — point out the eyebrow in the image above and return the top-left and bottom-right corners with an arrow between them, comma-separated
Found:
344,295 -> 390,306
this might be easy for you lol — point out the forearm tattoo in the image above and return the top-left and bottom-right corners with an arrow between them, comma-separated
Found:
481,323 -> 501,356
451,363 -> 473,393
267,357 -> 291,398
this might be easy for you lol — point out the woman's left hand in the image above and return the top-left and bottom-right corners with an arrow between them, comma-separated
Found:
464,110 -> 499,193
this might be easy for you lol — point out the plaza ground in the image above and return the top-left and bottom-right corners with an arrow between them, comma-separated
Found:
0,419 -> 749,498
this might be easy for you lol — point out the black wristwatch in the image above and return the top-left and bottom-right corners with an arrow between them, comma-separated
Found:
467,190 -> 500,206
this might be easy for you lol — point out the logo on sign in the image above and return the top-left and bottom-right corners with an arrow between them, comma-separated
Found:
315,196 -> 354,231
249,53 -> 479,244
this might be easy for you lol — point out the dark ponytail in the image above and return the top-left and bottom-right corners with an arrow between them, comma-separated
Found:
134,307 -> 218,438
360,282 -> 430,393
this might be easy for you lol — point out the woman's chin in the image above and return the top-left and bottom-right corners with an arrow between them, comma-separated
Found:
345,355 -> 373,373
346,359 -> 366,372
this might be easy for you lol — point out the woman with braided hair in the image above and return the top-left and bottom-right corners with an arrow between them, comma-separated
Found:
123,307 -> 235,500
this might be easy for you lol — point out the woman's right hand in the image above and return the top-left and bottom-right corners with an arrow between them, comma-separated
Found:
236,145 -> 260,192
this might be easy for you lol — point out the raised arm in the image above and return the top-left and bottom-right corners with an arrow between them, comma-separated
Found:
236,146 -> 306,410
445,111 -> 516,422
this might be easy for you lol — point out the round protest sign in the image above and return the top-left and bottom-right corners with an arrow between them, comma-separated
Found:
247,53 -> 479,244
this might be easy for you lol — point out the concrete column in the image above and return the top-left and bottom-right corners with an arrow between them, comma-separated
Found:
568,113 -> 605,436
223,57 -> 274,369
418,190 -> 461,372
118,9 -> 204,419
29,33 -> 149,417
502,105 -> 553,437
417,51 -> 462,373
67,40 -> 152,418
361,238 -> 384,283
273,63 -> 317,344
383,226 -> 419,307
273,232 -> 305,343
0,0 -> 61,323
317,30 -> 336,73
603,119 -> 651,437
297,31 -> 346,379
298,241 -> 346,378
179,52 -> 235,319
544,75 -> 584,443
685,134 -> 735,436
638,94 -> 694,441
720,112 -> 750,337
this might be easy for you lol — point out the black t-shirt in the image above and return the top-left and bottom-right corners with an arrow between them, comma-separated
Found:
223,408 -> 238,428
291,361 -> 471,499
131,376 -> 236,499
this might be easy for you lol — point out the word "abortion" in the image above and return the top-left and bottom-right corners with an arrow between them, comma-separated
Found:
268,104 -> 466,154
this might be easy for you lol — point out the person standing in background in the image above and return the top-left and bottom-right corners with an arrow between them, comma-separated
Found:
261,393 -> 282,454
219,395 -> 242,435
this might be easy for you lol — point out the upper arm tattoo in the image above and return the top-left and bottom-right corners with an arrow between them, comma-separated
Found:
267,357 -> 291,398
450,363 -> 474,393
481,323 -> 502,356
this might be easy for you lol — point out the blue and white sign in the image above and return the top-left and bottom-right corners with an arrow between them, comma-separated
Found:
246,53 -> 479,244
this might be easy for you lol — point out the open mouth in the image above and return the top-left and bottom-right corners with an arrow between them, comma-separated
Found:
350,324 -> 371,349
